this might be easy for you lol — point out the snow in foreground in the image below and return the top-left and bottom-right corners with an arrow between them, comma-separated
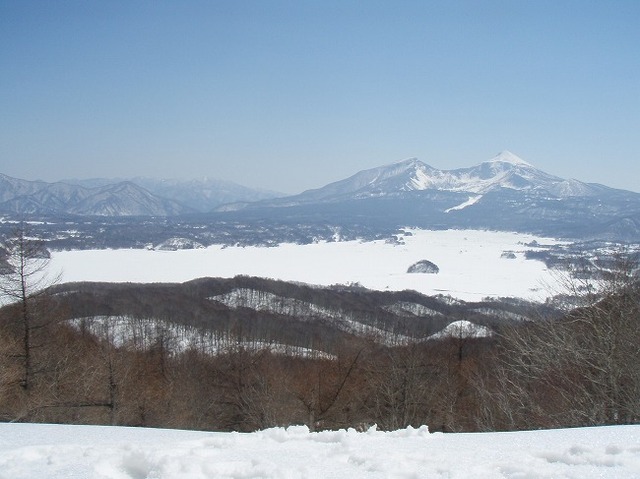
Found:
50,229 -> 563,301
0,423 -> 639,479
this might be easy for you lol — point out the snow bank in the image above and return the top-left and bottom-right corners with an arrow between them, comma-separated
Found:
0,423 -> 639,478
428,319 -> 493,339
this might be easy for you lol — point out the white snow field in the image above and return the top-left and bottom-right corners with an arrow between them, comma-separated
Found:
49,229 -> 564,301
0,423 -> 639,479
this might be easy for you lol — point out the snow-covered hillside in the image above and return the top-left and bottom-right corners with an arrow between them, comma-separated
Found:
247,151 -> 606,206
1,423 -> 639,479
49,229 -> 564,301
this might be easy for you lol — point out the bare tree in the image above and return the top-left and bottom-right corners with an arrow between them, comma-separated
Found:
0,225 -> 59,391
290,346 -> 365,431
492,251 -> 640,429
365,343 -> 436,430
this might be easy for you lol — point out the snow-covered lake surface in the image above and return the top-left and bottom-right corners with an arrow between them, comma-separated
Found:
49,229 -> 564,301
1,423 -> 639,479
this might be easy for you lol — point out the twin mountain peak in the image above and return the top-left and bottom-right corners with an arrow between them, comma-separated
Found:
272,150 -> 606,206
0,151 -> 632,221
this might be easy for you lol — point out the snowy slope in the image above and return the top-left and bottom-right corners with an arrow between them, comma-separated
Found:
243,151 -> 609,209
0,423 -> 639,479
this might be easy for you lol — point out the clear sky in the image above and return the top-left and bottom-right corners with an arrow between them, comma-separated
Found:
1,0 -> 638,194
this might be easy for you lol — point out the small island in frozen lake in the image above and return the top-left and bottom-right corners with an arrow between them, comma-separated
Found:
407,259 -> 440,274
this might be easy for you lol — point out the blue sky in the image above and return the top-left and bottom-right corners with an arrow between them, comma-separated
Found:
1,0 -> 638,194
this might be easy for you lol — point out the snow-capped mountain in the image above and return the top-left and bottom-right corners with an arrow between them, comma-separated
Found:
429,151 -> 604,196
70,182 -> 192,216
65,177 -> 283,212
218,152 -> 640,241
251,151 -> 607,206
0,174 -> 193,216
1,172 -> 283,216
0,174 -> 49,202
136,177 -> 282,212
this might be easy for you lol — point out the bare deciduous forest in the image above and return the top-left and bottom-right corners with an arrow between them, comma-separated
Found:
1,227 -> 639,432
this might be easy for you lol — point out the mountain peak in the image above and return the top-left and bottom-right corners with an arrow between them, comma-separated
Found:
279,151 -> 585,201
486,150 -> 533,167
394,157 -> 421,166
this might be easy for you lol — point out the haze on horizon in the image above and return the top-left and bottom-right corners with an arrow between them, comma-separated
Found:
1,1 -> 638,194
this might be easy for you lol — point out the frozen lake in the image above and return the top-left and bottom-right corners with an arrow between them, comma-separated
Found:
49,229 -> 564,301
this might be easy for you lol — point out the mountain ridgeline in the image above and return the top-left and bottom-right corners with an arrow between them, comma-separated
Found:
1,151 -> 639,243
217,151 -> 640,241
0,174 -> 282,216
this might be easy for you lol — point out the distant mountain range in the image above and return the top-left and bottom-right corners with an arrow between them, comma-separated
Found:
0,174 -> 282,216
64,177 -> 283,213
0,175 -> 191,216
1,151 -> 639,241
